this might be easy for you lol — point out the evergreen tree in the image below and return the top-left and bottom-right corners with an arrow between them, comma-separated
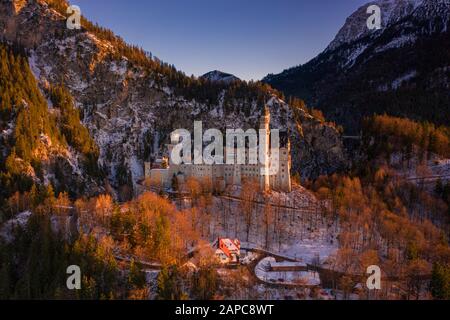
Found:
431,263 -> 450,300
156,265 -> 184,300
128,259 -> 146,289
191,266 -> 218,300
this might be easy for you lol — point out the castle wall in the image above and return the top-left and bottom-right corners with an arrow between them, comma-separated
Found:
144,107 -> 292,193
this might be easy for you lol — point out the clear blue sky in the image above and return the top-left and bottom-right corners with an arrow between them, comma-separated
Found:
71,0 -> 369,81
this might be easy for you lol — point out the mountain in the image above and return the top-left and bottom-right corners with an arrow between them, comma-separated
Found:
0,0 -> 347,200
201,70 -> 240,83
264,0 -> 450,133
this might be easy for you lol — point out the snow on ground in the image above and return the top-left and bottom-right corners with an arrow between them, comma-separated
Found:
240,251 -> 259,265
225,184 -> 318,208
255,257 -> 320,286
110,60 -> 128,76
0,211 -> 32,242
200,185 -> 339,267
389,151 -> 450,184
429,159 -> 450,179
392,70 -> 417,89
67,69 -> 89,91
269,260 -> 307,268
144,270 -> 160,299
280,238 -> 338,265
344,43 -> 369,68
28,52 -> 41,79
252,284 -> 310,300
129,155 -> 144,186
375,35 -> 417,53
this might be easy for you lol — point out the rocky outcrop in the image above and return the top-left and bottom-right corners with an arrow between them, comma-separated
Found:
0,0 -> 65,48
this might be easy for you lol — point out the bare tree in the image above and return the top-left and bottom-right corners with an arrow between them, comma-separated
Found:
239,180 -> 256,242
262,197 -> 274,250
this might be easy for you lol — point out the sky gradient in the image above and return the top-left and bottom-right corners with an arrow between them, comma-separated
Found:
71,0 -> 369,81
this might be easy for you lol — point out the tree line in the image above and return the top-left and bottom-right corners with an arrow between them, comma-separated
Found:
362,114 -> 450,161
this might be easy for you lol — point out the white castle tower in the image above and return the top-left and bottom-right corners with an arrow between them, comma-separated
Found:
259,106 -> 271,192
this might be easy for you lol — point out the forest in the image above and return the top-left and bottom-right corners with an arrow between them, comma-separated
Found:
0,43 -> 101,207
362,114 -> 450,160
0,188 -> 220,300
300,113 -> 450,299
306,170 -> 449,299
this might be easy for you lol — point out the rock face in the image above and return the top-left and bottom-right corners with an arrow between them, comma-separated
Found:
326,0 -> 425,52
0,0 -> 63,48
265,97 -> 346,180
0,0 -> 347,199
264,0 -> 450,133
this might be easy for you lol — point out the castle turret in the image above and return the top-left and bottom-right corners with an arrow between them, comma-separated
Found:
259,106 -> 271,192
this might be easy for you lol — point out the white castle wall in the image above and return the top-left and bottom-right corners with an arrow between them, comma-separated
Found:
144,108 -> 292,193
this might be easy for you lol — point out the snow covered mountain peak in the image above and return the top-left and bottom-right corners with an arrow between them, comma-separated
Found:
326,0 -> 429,51
264,0 -> 450,134
201,70 -> 240,83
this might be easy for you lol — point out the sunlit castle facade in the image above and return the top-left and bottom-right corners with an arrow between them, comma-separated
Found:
144,107 -> 292,193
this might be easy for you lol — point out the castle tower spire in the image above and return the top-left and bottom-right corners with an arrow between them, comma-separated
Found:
259,104 -> 271,192
259,105 -> 271,130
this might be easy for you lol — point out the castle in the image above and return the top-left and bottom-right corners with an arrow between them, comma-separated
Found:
144,107 -> 292,193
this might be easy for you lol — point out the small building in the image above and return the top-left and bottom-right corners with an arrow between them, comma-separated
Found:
144,157 -> 171,190
215,238 -> 241,264
269,260 -> 308,272
148,168 -> 170,189
152,157 -> 169,169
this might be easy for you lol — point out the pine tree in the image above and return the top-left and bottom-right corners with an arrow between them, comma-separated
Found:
156,266 -> 183,300
128,259 -> 146,289
435,179 -> 444,196
431,262 -> 450,300
171,174 -> 178,192
156,266 -> 172,300
192,266 -> 218,300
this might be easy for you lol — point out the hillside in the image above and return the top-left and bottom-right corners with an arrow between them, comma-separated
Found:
0,0 -> 347,199
264,0 -> 450,133
0,44 -> 103,203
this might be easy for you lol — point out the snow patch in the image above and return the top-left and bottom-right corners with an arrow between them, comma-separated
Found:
344,44 -> 369,68
0,211 -> 32,242
255,257 -> 321,286
375,34 -> 417,53
392,70 -> 417,89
